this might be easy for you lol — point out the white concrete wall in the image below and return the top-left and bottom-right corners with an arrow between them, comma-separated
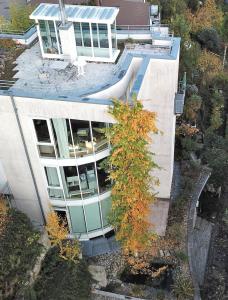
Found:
0,95 -> 114,225
90,57 -> 142,99
0,95 -> 44,225
138,55 -> 179,199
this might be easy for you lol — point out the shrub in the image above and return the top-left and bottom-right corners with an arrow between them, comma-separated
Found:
172,272 -> 194,299
33,247 -> 92,300
0,39 -> 16,50
0,208 -> 42,300
197,28 -> 221,54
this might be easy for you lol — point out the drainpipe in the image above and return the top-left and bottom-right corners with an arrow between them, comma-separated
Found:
10,95 -> 46,226
59,0 -> 67,26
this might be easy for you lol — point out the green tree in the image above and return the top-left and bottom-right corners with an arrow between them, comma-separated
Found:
197,28 -> 221,54
210,91 -> 224,130
33,247 -> 92,300
0,209 -> 42,300
184,94 -> 202,123
160,0 -> 187,21
202,129 -> 228,186
9,4 -> 34,31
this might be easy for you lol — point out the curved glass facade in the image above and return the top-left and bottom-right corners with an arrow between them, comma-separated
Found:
33,118 -> 110,159
34,118 -> 113,237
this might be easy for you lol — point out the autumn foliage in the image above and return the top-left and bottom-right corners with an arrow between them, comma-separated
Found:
186,0 -> 223,33
0,197 -> 9,237
108,99 -> 159,254
198,50 -> 223,82
46,211 -> 80,263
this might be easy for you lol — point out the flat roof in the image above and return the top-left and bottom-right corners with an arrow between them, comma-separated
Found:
30,3 -> 119,24
100,0 -> 150,26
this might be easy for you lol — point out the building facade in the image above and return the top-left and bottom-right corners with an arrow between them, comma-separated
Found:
0,3 -> 183,240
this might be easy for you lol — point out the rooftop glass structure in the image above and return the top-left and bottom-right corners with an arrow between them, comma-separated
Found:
30,4 -> 119,62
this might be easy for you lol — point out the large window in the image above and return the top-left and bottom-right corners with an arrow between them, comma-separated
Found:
74,22 -> 83,46
38,20 -> 59,54
60,166 -> 81,200
73,22 -> 110,58
34,119 -> 55,158
69,206 -> 86,234
81,22 -> 91,47
84,202 -> 102,231
71,119 -> 93,157
91,121 -> 109,153
98,24 -> 109,48
45,167 -> 64,199
34,119 -> 50,143
92,23 -> 99,47
51,119 -> 74,159
78,162 -> 98,199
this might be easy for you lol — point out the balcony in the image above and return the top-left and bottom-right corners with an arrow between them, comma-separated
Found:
175,72 -> 186,115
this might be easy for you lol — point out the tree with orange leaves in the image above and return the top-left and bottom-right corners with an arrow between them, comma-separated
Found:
198,49 -> 222,83
186,0 -> 223,33
108,99 -> 159,255
46,211 -> 80,263
0,197 -> 9,237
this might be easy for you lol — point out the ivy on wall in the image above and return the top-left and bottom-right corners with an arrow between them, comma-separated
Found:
108,99 -> 159,254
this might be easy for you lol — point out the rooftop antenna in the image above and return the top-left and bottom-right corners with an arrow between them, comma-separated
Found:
59,0 -> 67,25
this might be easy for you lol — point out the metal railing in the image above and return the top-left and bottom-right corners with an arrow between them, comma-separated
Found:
116,24 -> 169,31
0,24 -> 35,36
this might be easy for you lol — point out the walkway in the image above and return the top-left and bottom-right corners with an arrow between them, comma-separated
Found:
81,236 -> 120,257
192,217 -> 213,286
187,167 -> 211,300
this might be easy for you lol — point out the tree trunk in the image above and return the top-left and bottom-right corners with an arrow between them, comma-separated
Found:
223,44 -> 227,69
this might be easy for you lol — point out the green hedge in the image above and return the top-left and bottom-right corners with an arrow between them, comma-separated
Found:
0,209 -> 42,300
33,247 -> 92,300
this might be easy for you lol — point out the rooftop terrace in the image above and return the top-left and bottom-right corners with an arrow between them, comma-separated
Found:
0,37 -> 180,101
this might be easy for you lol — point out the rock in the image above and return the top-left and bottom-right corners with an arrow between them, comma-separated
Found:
159,250 -> 164,257
88,265 -> 107,287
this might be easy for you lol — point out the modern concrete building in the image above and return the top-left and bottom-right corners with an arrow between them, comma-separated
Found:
0,3 -> 185,241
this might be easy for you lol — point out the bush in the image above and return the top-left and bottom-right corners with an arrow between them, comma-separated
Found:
197,28 -> 221,54
33,247 -> 92,300
0,39 -> 16,50
0,208 -> 42,300
172,272 -> 194,299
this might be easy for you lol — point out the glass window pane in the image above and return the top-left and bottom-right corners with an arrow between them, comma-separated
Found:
98,24 -> 109,48
101,197 -> 112,227
81,22 -> 91,47
51,119 -> 74,159
94,47 -> 109,58
84,202 -> 101,231
34,119 -> 50,143
91,122 -> 108,153
45,167 -> 60,186
69,206 -> 86,233
60,166 -> 81,200
39,20 -> 58,54
48,188 -> 64,199
92,23 -> 99,47
97,158 -> 111,194
38,145 -> 55,158
74,22 -> 83,46
111,22 -> 116,50
70,120 -> 93,157
78,162 -> 98,198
